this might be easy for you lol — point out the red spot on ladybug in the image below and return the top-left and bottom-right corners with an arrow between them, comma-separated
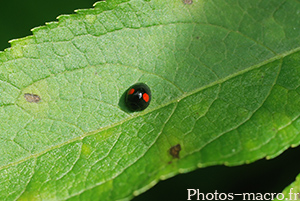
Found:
143,93 -> 149,103
128,88 -> 135,95
125,83 -> 151,111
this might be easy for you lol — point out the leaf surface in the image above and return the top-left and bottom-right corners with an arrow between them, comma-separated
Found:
0,0 -> 300,200
276,174 -> 300,201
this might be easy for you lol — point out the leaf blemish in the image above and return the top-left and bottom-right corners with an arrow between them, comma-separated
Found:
169,144 -> 181,159
183,0 -> 193,5
24,93 -> 41,103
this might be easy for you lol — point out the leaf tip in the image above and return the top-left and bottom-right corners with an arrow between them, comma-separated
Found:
93,0 -> 107,8
56,14 -> 70,21
197,163 -> 204,168
45,21 -> 59,29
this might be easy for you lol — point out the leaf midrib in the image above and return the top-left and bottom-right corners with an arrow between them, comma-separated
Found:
1,46 -> 299,172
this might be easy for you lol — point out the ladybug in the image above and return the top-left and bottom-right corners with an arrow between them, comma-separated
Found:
125,83 -> 151,111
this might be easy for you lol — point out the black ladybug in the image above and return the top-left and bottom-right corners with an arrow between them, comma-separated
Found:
125,83 -> 151,111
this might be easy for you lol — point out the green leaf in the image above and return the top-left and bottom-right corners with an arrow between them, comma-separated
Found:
0,0 -> 300,200
274,173 -> 300,201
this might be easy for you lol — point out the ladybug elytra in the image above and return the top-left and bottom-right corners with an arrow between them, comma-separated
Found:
125,83 -> 151,111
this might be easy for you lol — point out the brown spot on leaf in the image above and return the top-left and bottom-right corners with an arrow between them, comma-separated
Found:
183,0 -> 193,4
24,93 -> 41,103
169,144 -> 181,158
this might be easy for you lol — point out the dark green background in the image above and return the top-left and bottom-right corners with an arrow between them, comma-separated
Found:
0,1 -> 299,200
